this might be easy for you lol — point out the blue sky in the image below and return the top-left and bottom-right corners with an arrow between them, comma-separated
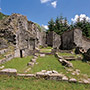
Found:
0,0 -> 90,27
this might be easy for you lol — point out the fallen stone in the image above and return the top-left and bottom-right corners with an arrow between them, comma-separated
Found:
48,74 -> 64,80
33,56 -> 38,59
82,79 -> 90,84
27,62 -> 34,66
17,74 -> 35,77
52,70 -> 58,74
62,76 -> 68,81
34,53 -> 39,57
45,71 -> 52,75
31,59 -> 36,63
40,54 -> 45,57
66,68 -> 73,72
71,72 -> 76,75
0,66 -> 4,69
0,68 -> 17,75
78,80 -> 83,84
58,56 -> 63,59
60,59 -> 73,68
36,72 -> 46,78
41,70 -> 47,73
69,78 -> 77,83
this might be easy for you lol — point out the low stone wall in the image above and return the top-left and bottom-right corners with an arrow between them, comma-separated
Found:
55,53 -> 73,68
27,53 -> 39,67
0,54 -> 14,65
0,69 -> 90,84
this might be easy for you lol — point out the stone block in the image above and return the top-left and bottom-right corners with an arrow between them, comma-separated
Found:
27,62 -> 34,66
31,59 -> 36,63
62,76 -> 68,81
0,68 -> 17,75
17,74 -> 35,77
69,78 -> 77,83
40,54 -> 45,57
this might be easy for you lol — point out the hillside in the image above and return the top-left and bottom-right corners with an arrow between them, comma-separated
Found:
0,12 -> 9,20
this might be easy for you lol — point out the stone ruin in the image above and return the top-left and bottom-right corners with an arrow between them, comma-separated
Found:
60,28 -> 90,51
0,13 -> 90,60
0,14 -> 46,58
46,31 -> 61,49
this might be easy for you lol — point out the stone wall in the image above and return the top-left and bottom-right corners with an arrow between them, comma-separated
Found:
60,28 -> 90,51
0,54 -> 14,65
0,38 -> 8,50
61,30 -> 74,50
74,29 -> 82,47
46,31 -> 61,49
46,31 -> 53,47
39,31 -> 46,47
0,14 -> 43,57
53,32 -> 61,49
82,36 -> 90,51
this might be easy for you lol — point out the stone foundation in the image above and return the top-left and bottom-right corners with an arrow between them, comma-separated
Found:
0,54 -> 14,65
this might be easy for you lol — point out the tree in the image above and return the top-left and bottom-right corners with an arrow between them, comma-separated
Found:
48,15 -> 69,35
74,16 -> 90,38
48,18 -> 55,31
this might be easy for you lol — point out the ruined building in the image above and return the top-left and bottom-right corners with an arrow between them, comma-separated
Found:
0,14 -> 46,57
0,13 -> 90,58
46,31 -> 61,49
61,28 -> 90,51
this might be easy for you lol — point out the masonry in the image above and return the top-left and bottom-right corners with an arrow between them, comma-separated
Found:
0,14 -> 46,58
0,14 -> 90,59
60,28 -> 90,51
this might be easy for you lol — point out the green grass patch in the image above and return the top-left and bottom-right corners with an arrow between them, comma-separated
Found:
0,76 -> 90,90
0,12 -> 9,20
29,55 -> 66,74
58,52 -> 76,56
58,52 -> 82,58
40,47 -> 52,53
40,49 -> 52,53
1,56 -> 33,73
71,60 -> 90,77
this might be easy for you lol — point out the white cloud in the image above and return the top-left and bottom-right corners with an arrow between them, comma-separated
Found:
40,0 -> 51,3
42,24 -> 48,30
71,14 -> 90,23
51,1 -> 57,8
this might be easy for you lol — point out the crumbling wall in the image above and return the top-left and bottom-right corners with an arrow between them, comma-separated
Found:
74,29 -> 82,47
53,32 -> 61,49
0,14 -> 41,57
46,31 -> 53,47
39,31 -> 46,47
0,38 -> 8,49
82,36 -> 90,51
61,30 -> 74,50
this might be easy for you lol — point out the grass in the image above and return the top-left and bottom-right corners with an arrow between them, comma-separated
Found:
40,49 -> 52,53
40,46 -> 52,53
0,56 -> 33,73
0,12 -> 9,20
29,55 -> 66,74
58,52 -> 83,60
40,47 -> 52,53
58,52 -> 78,57
0,75 -> 90,90
71,60 -> 90,77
